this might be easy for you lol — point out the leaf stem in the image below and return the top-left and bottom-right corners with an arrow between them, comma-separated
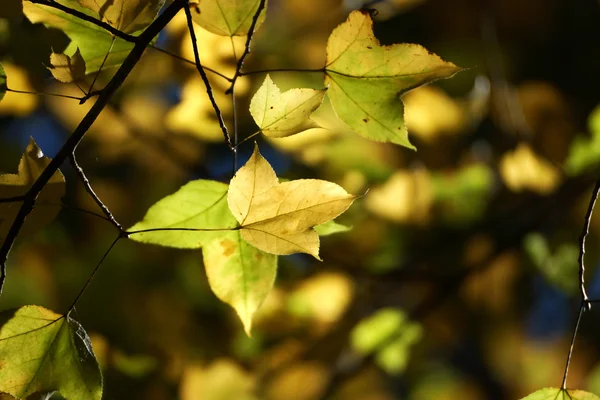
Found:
183,4 -> 233,149
6,87 -> 85,101
234,131 -> 262,149
27,0 -> 136,43
67,234 -> 121,314
70,153 -> 124,233
226,0 -> 267,94
0,0 -> 186,294
240,67 -> 326,77
562,303 -> 586,390
126,227 -> 236,235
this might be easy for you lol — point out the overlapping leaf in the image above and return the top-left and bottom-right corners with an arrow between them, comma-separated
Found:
324,10 -> 461,148
22,0 -> 142,74
0,62 -> 6,102
0,138 -> 65,243
228,144 -> 356,259
76,0 -> 165,33
0,306 -> 102,400
249,74 -> 326,138
190,0 -> 268,37
203,230 -> 276,335
128,180 -> 236,248
49,48 -> 86,83
521,388 -> 600,400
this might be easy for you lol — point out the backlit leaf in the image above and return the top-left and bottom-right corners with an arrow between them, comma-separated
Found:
0,138 -> 65,244
22,0 -> 141,74
76,0 -> 165,33
521,388 -> 600,400
249,74 -> 326,138
190,0 -> 268,37
49,48 -> 86,83
227,144 -> 356,259
0,306 -> 102,400
499,143 -> 560,194
0,62 -> 6,102
128,180 -> 236,248
203,230 -> 277,335
324,10 -> 461,148
314,220 -> 351,236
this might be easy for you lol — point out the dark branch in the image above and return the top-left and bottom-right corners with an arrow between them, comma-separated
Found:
0,0 -> 186,294
183,4 -> 233,149
226,0 -> 267,94
70,153 -> 124,233
27,0 -> 137,43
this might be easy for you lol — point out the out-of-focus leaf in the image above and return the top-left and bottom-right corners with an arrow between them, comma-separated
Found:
128,180 -> 236,248
351,308 -> 422,375
76,0 -> 165,33
249,74 -> 326,138
0,61 -> 6,102
190,0 -> 268,37
49,49 -> 86,83
23,0 -> 141,74
314,220 -> 351,236
180,360 -> 257,400
566,105 -> 600,176
265,362 -> 329,400
499,143 -> 561,194
0,306 -> 102,400
228,144 -> 356,259
0,138 -> 65,243
520,388 -> 600,400
324,10 -> 461,148
203,230 -> 277,335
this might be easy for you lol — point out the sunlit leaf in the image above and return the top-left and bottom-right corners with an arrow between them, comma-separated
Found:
76,0 -> 165,33
324,10 -> 461,148
128,180 -> 236,248
520,388 -> 600,400
249,74 -> 326,138
22,0 -> 141,74
203,230 -> 277,335
190,0 -> 268,37
0,306 -> 102,400
227,144 -> 356,259
0,138 -> 65,244
499,143 -> 561,194
0,61 -> 6,102
49,48 -> 86,83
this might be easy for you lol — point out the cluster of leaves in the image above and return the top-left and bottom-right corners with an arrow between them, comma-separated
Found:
0,0 -> 599,399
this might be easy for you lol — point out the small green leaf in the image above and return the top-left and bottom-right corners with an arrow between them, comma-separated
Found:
0,306 -> 102,400
128,180 -> 237,248
249,74 -> 326,138
203,231 -> 277,335
565,105 -> 600,176
190,0 -> 269,37
314,220 -> 351,236
350,308 -> 422,375
520,388 -> 600,400
23,0 -> 142,75
324,10 -> 461,148
0,61 -> 6,102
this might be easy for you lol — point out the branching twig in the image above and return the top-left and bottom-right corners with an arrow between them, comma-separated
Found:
70,153 -> 124,233
226,0 -> 267,94
0,0 -> 186,294
27,0 -> 136,43
183,4 -> 233,149
561,179 -> 600,389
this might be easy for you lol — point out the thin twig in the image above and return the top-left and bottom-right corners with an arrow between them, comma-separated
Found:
70,153 -> 124,232
27,0 -> 136,43
36,201 -> 112,223
67,234 -> 121,314
88,36 -> 117,95
562,304 -> 586,390
6,87 -> 85,101
0,196 -> 25,204
240,67 -> 326,77
183,4 -> 233,149
127,227 -> 235,235
226,0 -> 267,94
577,180 -> 600,305
148,45 -> 233,82
230,37 -> 239,172
0,0 -> 186,294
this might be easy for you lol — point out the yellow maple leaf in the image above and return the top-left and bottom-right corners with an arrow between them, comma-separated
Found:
227,145 -> 356,259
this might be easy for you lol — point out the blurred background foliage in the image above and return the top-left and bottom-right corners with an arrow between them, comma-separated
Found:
1,0 -> 600,399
